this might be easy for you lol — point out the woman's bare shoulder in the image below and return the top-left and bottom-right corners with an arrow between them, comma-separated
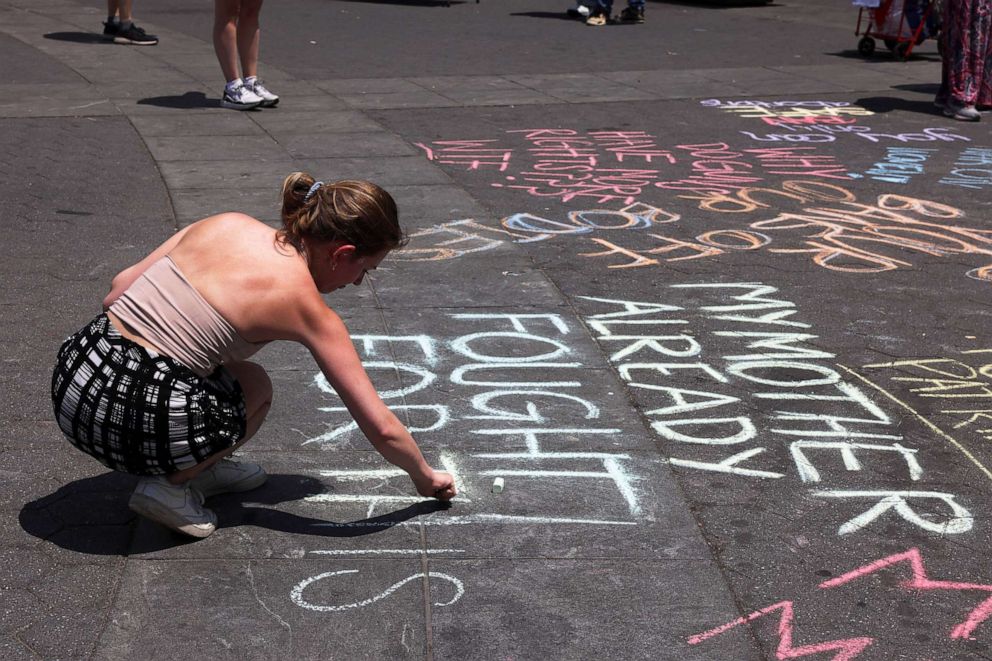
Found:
172,214 -> 281,261
189,212 -> 274,238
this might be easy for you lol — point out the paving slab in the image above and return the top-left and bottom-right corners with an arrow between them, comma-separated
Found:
128,111 -> 267,137
298,156 -> 454,187
170,187 -> 282,226
94,558 -> 429,660
156,159 -> 298,194
0,31 -> 85,85
4,0 -> 991,659
428,558 -> 762,661
278,130 -> 419,159
437,87 -> 562,107
407,75 -> 531,92
247,109 -> 386,135
143,133 -> 287,162
371,251 -> 563,310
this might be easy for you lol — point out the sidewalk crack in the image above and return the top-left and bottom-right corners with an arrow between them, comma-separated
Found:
246,560 -> 294,652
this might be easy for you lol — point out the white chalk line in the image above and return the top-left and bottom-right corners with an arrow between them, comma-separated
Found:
471,451 -> 632,459
318,469 -> 406,478
837,364 -> 992,483
304,494 -> 471,504
291,570 -> 464,612
310,514 -> 637,528
309,549 -> 465,556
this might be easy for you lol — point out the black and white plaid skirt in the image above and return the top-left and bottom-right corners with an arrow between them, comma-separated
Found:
51,314 -> 247,475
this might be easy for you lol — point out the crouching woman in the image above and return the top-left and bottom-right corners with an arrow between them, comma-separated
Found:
51,173 -> 456,538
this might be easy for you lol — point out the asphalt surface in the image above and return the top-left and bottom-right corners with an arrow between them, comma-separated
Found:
2,0 -> 992,659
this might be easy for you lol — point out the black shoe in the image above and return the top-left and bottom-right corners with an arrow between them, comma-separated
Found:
102,20 -> 119,40
618,5 -> 644,22
114,23 -> 159,45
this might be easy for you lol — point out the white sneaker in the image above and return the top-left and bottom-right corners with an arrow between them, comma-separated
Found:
221,82 -> 263,110
246,79 -> 279,107
128,476 -> 217,538
190,459 -> 267,499
943,100 -> 981,122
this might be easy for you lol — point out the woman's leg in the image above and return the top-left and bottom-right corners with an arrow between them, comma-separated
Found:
236,0 -> 264,79
166,360 -> 272,485
213,0 -> 242,82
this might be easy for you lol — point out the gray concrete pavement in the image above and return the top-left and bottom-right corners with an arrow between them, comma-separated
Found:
3,0 -> 992,659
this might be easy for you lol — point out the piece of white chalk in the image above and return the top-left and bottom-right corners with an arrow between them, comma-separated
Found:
491,477 -> 505,494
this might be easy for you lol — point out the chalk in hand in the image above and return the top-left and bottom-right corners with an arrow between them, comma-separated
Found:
491,477 -> 505,494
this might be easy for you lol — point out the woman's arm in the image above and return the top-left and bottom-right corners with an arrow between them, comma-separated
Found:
295,299 -> 456,500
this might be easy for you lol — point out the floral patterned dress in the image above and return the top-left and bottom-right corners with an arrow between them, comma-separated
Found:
937,0 -> 992,107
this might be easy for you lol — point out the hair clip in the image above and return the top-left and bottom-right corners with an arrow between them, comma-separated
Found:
304,181 -> 325,202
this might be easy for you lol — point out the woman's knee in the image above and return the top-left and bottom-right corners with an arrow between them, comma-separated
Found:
227,361 -> 272,414
214,0 -> 241,24
240,0 -> 263,20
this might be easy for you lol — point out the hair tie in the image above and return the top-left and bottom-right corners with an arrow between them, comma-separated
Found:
304,181 -> 324,202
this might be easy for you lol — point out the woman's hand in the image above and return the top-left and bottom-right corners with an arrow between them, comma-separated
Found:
415,470 -> 457,501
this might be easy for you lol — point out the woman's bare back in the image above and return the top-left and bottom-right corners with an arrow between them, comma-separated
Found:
125,213 -> 319,345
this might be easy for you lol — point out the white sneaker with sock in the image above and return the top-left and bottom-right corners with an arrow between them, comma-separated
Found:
128,476 -> 217,538
245,77 -> 279,107
222,79 -> 263,110
190,459 -> 268,499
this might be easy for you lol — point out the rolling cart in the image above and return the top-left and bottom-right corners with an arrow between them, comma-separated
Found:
854,0 -> 940,60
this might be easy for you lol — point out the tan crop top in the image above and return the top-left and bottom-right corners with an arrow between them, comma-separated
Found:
108,256 -> 267,377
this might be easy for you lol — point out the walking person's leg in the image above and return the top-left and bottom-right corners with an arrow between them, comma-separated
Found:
586,0 -> 612,25
104,0 -> 120,38
618,0 -> 645,24
973,0 -> 992,110
235,0 -> 261,80
215,0 -> 264,109
214,0 -> 242,84
238,0 -> 280,107
116,0 -> 131,26
938,0 -> 981,120
109,0 -> 159,45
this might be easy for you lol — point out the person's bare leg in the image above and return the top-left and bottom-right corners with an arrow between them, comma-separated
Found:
167,361 -> 272,485
118,0 -> 132,22
213,0 -> 241,82
107,0 -> 120,19
236,0 -> 263,79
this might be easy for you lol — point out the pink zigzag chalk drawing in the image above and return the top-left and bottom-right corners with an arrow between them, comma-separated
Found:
819,547 -> 992,640
688,547 -> 992,656
687,600 -> 874,660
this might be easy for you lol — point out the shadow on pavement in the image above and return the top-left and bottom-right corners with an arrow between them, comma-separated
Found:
654,0 -> 776,7
516,0 -> 775,18
207,478 -> 451,540
330,0 -> 465,6
137,92 -> 221,109
20,472 -> 450,554
893,82 -> 941,95
826,48 -> 941,63
43,32 -> 109,44
511,11 -> 581,20
855,95 -> 943,116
